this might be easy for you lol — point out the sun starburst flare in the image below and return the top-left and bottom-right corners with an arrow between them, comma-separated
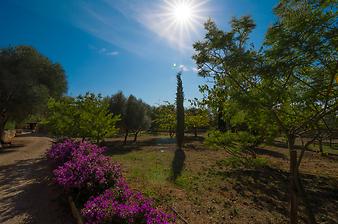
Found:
141,0 -> 210,52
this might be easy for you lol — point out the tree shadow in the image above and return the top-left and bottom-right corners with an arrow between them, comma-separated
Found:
104,137 -> 176,156
170,148 -> 186,181
253,147 -> 288,159
218,166 -> 338,223
0,144 -> 25,154
0,157 -> 73,224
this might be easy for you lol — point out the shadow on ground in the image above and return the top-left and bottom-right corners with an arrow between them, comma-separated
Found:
253,147 -> 288,159
0,157 -> 72,224
170,148 -> 186,181
218,166 -> 338,223
104,135 -> 204,156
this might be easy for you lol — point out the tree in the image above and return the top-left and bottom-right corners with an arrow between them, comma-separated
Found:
185,107 -> 209,137
108,91 -> 127,132
193,1 -> 337,222
154,102 -> 176,137
45,93 -> 120,143
176,72 -> 185,149
124,95 -> 151,144
0,46 -> 67,145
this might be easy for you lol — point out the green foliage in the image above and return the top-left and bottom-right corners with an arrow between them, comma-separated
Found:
0,45 -> 67,135
176,72 -> 185,148
153,102 -> 176,136
205,130 -> 235,149
107,91 -> 127,131
236,131 -> 261,150
185,108 -> 209,136
125,95 -> 151,132
193,0 -> 337,142
4,120 -> 15,130
45,93 -> 120,143
205,130 -> 260,161
194,2 -> 337,221
108,92 -> 151,142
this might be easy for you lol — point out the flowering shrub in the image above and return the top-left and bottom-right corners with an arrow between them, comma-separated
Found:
81,178 -> 175,224
47,139 -> 175,224
47,139 -> 79,165
53,153 -> 121,191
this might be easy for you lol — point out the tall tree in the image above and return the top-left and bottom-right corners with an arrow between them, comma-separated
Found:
124,95 -> 151,144
0,46 -> 67,144
176,72 -> 185,149
193,1 -> 337,222
108,91 -> 127,132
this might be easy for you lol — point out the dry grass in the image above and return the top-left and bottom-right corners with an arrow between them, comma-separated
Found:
104,135 -> 338,224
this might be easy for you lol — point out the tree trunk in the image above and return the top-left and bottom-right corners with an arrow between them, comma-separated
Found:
133,130 -> 139,142
0,118 -> 7,148
295,176 -> 317,224
194,128 -> 197,137
217,109 -> 226,132
124,129 -> 128,145
329,138 -> 332,148
288,134 -> 298,224
319,137 -> 323,155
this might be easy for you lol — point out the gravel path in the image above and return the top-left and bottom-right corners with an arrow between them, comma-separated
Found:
0,135 -> 73,224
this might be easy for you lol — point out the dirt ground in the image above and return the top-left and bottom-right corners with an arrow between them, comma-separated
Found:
0,134 -> 72,224
106,135 -> 338,224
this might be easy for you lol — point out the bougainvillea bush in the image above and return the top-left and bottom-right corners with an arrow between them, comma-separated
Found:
81,178 -> 175,224
47,139 -> 175,224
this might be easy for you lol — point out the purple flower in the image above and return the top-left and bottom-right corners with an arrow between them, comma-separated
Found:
48,139 -> 175,223
81,179 -> 175,224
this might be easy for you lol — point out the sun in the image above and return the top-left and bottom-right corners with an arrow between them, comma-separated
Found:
142,0 -> 209,51
172,2 -> 194,24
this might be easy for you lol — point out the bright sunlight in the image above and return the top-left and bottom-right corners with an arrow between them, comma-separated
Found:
172,1 -> 193,23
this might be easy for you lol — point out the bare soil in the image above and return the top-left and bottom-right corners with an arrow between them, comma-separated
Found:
0,134 -> 73,224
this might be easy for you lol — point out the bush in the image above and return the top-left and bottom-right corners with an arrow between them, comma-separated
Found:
47,139 -> 79,165
204,130 -> 234,149
47,139 -> 175,224
82,178 -> 175,224
205,130 -> 260,159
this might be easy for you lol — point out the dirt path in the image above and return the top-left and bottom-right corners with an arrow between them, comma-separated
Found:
0,135 -> 73,224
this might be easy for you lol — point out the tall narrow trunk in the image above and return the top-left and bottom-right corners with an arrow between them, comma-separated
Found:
288,134 -> 298,224
194,128 -> 197,137
124,129 -> 128,145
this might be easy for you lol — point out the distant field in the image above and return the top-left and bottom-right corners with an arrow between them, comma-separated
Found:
105,135 -> 338,224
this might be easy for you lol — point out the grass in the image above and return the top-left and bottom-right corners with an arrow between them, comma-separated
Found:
106,135 -> 338,224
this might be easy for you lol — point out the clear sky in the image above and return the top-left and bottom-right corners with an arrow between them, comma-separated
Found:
0,0 -> 278,105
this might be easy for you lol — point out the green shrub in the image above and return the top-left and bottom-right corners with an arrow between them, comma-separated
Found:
4,121 -> 16,130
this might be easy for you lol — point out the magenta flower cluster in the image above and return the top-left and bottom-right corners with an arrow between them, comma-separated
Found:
47,139 -> 175,224
82,178 -> 175,224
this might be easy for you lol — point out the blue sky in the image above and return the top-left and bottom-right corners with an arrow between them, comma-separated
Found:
0,0 -> 278,105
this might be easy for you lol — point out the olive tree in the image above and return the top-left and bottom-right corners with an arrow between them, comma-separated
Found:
124,95 -> 151,144
0,46 -> 67,145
